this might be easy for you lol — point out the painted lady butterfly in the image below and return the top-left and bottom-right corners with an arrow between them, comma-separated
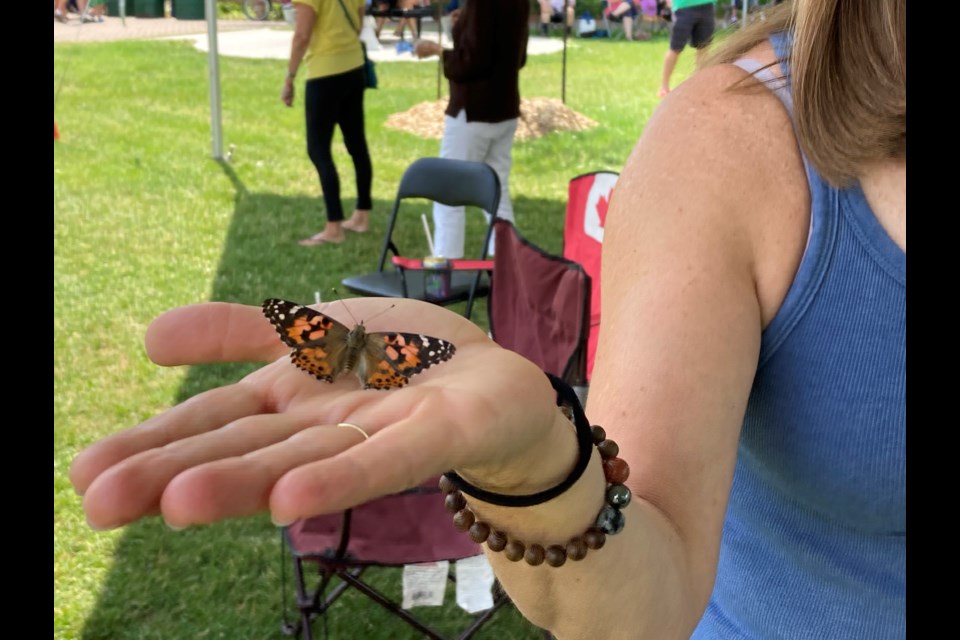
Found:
262,298 -> 456,390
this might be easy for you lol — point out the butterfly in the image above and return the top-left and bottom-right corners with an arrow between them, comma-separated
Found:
262,298 -> 457,390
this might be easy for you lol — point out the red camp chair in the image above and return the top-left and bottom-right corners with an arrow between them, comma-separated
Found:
488,219 -> 592,402
280,479 -> 511,639
562,171 -> 619,382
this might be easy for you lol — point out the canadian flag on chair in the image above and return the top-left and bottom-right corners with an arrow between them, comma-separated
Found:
563,171 -> 619,380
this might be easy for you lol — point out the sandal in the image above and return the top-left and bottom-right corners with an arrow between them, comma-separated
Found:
298,232 -> 345,246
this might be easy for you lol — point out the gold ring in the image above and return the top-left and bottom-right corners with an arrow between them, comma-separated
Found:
337,422 -> 371,440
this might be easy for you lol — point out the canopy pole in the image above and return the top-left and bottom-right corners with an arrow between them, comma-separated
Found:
205,0 -> 223,159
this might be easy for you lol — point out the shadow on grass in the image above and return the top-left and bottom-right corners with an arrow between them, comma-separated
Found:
80,161 -> 562,640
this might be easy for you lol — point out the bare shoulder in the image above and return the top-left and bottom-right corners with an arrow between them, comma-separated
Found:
613,43 -> 810,326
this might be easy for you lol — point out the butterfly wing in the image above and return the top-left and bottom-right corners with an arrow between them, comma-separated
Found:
262,298 -> 351,382
361,331 -> 457,390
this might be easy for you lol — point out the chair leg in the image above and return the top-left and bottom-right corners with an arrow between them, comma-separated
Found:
291,557 -> 315,640
456,594 -> 510,640
338,570 -> 449,640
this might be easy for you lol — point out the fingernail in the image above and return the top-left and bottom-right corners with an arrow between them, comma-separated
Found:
165,520 -> 188,531
85,517 -> 118,532
271,514 -> 296,527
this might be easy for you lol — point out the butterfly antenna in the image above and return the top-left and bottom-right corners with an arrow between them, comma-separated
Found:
332,289 -> 361,325
362,303 -> 397,324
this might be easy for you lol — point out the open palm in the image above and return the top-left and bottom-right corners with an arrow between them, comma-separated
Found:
70,298 -> 561,531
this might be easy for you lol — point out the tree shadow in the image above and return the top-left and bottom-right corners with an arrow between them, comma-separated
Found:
80,161 -> 566,639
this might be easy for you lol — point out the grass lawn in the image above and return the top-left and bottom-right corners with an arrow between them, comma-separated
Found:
54,25 -> 696,640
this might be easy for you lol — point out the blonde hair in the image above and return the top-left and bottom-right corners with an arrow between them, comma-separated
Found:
703,1 -> 906,187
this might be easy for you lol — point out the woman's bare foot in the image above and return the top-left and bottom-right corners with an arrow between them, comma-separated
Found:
656,87 -> 670,98
341,209 -> 370,233
298,226 -> 345,246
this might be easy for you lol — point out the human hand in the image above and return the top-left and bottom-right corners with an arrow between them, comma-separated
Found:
70,298 -> 573,531
414,40 -> 442,59
281,79 -> 295,107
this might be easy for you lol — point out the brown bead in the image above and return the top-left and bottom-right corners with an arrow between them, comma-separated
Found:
583,528 -> 606,550
591,425 -> 606,444
439,475 -> 456,495
597,439 -> 620,459
524,544 -> 546,566
566,537 -> 588,561
545,545 -> 567,567
452,508 -> 475,531
504,540 -> 526,562
468,521 -> 491,544
602,457 -> 631,484
486,530 -> 508,552
444,491 -> 466,513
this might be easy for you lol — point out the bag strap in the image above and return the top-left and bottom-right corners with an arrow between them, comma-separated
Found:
335,0 -> 361,34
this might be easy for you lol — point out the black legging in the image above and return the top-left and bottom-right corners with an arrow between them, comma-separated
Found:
304,66 -> 373,223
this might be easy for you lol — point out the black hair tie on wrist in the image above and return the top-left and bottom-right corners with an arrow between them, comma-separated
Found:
442,373 -> 595,508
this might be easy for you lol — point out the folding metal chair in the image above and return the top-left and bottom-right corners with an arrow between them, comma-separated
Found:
487,219 -> 592,402
280,479 -> 511,640
341,157 -> 500,321
562,170 -> 618,383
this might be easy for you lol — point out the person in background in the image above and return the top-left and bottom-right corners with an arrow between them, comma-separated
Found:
413,0 -> 528,259
82,0 -> 107,22
373,0 -> 422,41
538,0 -> 575,36
55,0 -> 69,22
657,0 -> 716,97
604,0 -> 641,40
71,1 -> 905,638
284,0 -> 373,246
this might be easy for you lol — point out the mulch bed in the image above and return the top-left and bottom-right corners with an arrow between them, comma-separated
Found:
385,97 -> 598,141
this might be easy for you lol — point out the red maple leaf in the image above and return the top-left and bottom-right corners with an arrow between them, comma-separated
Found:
595,193 -> 610,226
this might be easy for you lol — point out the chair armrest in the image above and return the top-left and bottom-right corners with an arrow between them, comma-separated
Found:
391,256 -> 495,271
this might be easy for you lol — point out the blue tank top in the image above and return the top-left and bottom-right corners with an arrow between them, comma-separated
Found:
691,33 -> 906,639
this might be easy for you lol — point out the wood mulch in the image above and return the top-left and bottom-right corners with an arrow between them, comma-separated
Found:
384,97 -> 598,141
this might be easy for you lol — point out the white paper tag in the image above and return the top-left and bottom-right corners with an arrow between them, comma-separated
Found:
401,561 -> 449,609
455,554 -> 496,614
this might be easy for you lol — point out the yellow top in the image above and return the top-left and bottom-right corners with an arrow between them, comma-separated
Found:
293,0 -> 365,80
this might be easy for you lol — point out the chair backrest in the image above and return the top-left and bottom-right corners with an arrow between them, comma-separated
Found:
488,219 -> 591,387
377,157 -> 502,271
562,170 -> 618,381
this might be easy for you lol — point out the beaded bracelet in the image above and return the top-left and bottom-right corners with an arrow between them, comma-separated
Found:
439,374 -> 632,567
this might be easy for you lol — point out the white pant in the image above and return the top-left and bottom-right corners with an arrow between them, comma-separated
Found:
432,110 -> 518,259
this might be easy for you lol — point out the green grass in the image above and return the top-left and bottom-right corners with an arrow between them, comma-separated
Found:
54,30 -> 694,640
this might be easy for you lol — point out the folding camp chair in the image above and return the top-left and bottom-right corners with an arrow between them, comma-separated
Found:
487,219 -> 592,403
280,478 -> 512,640
562,170 -> 618,383
341,157 -> 500,321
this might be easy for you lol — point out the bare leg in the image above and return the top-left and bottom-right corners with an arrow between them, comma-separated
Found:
612,3 -> 635,39
658,48 -> 680,97
538,0 -> 551,34
341,209 -> 370,233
